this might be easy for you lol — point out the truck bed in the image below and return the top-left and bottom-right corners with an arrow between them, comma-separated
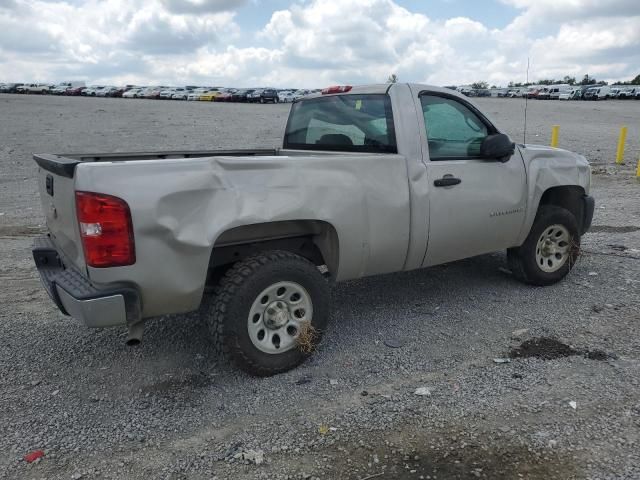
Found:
34,149 -> 279,178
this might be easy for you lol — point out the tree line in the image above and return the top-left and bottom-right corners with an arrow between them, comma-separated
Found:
387,73 -> 640,88
507,74 -> 640,88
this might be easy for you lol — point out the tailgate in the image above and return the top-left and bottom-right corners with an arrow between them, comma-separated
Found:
35,155 -> 86,271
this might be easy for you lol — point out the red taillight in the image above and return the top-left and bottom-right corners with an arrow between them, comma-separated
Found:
75,191 -> 135,268
321,85 -> 352,95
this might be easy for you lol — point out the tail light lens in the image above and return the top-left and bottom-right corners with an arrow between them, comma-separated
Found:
75,191 -> 136,268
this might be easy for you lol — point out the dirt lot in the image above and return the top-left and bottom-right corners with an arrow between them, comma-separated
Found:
1,94 -> 639,480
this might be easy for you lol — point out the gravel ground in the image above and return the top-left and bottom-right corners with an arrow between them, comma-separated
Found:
0,94 -> 639,480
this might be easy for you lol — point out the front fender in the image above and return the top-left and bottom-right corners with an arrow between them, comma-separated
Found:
516,144 -> 591,244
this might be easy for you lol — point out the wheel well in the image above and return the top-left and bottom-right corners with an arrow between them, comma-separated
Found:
206,220 -> 339,286
538,186 -> 585,230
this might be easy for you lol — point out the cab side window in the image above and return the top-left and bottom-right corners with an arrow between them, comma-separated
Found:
420,95 -> 488,160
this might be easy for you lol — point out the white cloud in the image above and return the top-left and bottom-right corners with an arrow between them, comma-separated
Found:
160,0 -> 247,14
0,0 -> 638,86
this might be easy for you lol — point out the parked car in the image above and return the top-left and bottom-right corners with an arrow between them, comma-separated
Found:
559,88 -> 581,100
51,81 -> 86,95
51,85 -> 71,95
247,89 -> 264,103
525,86 -> 543,99
199,89 -> 220,101
475,89 -> 491,97
159,88 -> 177,99
617,88 -> 637,99
122,88 -> 142,98
18,83 -> 50,94
96,86 -> 118,97
32,83 -> 594,376
0,83 -> 24,93
278,90 -> 295,102
547,85 -> 572,100
187,88 -> 208,101
584,85 -> 611,100
82,86 -> 103,96
214,89 -> 236,102
171,87 -> 190,100
109,87 -> 126,98
259,88 -> 279,103
141,87 -> 162,99
537,87 -> 552,100
291,89 -> 311,101
66,86 -> 86,96
231,89 -> 254,102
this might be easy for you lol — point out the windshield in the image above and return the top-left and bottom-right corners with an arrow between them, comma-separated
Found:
284,94 -> 397,153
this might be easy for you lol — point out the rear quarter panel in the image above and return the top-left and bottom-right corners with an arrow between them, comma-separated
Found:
75,153 -> 410,317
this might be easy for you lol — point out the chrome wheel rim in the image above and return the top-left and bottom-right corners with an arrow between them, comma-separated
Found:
535,224 -> 571,273
248,281 -> 313,354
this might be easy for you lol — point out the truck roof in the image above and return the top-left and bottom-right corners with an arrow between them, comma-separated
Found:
304,83 -> 471,100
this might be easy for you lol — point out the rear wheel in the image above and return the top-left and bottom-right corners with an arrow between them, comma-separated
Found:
507,205 -> 580,286
207,251 -> 330,376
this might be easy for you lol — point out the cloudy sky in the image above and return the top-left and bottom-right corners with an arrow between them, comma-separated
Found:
0,0 -> 638,87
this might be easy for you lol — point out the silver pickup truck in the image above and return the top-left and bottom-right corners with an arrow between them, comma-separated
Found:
33,83 -> 594,376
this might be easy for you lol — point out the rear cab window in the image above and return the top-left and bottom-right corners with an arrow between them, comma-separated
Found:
284,94 -> 397,153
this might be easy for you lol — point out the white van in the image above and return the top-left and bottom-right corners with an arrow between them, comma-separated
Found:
584,85 -> 611,100
547,84 -> 572,100
559,88 -> 580,100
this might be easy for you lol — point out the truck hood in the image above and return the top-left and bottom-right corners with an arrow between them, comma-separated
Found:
518,143 -> 591,194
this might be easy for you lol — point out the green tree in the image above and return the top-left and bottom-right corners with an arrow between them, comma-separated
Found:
622,75 -> 640,85
387,73 -> 398,84
471,81 -> 488,89
563,76 -> 576,85
579,74 -> 597,85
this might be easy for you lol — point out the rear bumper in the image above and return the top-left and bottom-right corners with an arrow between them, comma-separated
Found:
581,195 -> 595,235
32,236 -> 140,328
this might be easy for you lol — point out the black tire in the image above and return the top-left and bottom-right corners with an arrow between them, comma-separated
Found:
507,205 -> 580,286
207,250 -> 330,376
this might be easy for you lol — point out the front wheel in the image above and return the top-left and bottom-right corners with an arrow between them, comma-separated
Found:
507,205 -> 580,286
207,251 -> 330,376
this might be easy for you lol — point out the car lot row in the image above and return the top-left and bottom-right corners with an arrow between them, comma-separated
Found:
0,82 -> 318,103
496,84 -> 640,100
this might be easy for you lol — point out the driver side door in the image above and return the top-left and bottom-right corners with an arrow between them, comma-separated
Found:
420,92 -> 527,267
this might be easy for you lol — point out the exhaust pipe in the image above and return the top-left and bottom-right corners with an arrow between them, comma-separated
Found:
126,322 -> 144,346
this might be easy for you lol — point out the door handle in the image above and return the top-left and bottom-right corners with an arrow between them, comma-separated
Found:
434,176 -> 462,187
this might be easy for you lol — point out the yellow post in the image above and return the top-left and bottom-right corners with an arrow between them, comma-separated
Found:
636,158 -> 640,178
550,125 -> 560,148
615,126 -> 627,164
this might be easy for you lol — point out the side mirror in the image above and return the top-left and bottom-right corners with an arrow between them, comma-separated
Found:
480,133 -> 515,162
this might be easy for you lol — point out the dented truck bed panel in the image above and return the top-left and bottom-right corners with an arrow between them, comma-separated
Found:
75,153 -> 411,317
